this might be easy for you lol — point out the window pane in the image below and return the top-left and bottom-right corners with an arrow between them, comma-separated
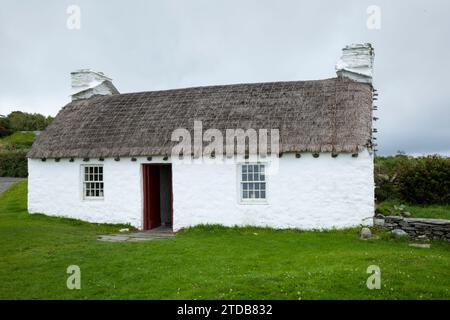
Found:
83,166 -> 104,198
240,164 -> 266,201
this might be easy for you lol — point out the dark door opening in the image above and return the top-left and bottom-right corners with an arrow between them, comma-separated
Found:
143,164 -> 173,230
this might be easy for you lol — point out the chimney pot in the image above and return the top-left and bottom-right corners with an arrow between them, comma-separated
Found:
70,69 -> 119,101
335,43 -> 374,84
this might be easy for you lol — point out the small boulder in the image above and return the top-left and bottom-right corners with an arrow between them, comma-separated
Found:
416,235 -> 429,241
360,227 -> 372,239
373,217 -> 385,226
402,211 -> 411,217
409,243 -> 431,249
119,228 -> 130,233
391,229 -> 409,238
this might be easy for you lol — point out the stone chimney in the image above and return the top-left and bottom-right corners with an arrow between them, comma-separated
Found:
335,43 -> 374,84
70,69 -> 119,101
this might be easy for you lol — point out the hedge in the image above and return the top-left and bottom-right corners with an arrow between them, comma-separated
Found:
375,155 -> 450,205
0,150 -> 28,177
397,156 -> 450,205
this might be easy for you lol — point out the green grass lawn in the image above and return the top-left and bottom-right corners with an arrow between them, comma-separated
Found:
0,181 -> 449,300
377,200 -> 450,220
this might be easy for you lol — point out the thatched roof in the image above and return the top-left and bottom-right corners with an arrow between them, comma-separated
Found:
28,77 -> 373,159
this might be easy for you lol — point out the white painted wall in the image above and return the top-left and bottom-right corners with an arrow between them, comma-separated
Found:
29,157 -> 146,228
172,150 -> 374,230
28,150 -> 374,231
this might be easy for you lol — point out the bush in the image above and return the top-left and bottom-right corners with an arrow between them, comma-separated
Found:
397,156 -> 450,205
0,150 -> 28,177
0,124 -> 11,138
6,111 -> 53,132
375,155 -> 450,205
374,156 -> 405,202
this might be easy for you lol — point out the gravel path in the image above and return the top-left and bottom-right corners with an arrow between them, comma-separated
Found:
0,177 -> 25,194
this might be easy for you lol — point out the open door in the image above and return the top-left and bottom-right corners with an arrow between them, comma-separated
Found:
143,164 -> 172,230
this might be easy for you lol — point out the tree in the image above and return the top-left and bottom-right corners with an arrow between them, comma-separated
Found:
2,111 -> 54,133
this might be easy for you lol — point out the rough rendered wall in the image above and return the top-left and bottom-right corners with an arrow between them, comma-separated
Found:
28,157 -> 149,228
28,150 -> 374,231
172,150 -> 374,231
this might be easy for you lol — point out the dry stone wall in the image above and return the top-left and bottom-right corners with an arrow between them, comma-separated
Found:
374,215 -> 450,241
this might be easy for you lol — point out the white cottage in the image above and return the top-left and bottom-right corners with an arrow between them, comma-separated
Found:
27,44 -> 376,231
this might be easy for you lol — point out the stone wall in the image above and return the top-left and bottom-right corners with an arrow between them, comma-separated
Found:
374,215 -> 450,241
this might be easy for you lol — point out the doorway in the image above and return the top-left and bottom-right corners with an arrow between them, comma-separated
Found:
143,164 -> 173,230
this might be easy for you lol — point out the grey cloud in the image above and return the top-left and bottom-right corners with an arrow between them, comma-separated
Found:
0,0 -> 449,155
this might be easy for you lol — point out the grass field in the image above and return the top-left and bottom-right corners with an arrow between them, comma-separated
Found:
377,200 -> 450,220
0,181 -> 449,300
0,131 -> 36,151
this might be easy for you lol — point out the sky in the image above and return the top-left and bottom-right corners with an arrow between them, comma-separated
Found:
0,0 -> 449,156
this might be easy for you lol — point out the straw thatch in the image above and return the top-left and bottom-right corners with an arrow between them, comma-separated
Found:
27,77 -> 373,159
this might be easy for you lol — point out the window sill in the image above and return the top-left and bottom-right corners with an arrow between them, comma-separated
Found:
82,197 -> 105,201
239,200 -> 269,206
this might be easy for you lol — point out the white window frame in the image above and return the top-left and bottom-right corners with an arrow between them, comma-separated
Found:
81,164 -> 104,200
238,163 -> 268,204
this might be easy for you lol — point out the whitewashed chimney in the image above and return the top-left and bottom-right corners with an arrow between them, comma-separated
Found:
70,69 -> 119,101
335,43 -> 374,84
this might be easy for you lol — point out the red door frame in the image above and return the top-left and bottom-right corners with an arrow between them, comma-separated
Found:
143,164 -> 173,230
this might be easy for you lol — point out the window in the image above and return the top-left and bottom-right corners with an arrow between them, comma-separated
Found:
82,165 -> 104,199
240,163 -> 266,202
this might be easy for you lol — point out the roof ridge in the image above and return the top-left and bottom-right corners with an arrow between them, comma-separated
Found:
88,77 -> 341,100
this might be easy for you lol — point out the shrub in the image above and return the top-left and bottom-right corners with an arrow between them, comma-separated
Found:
374,156 -> 405,202
0,150 -> 28,177
397,155 -> 450,205
0,124 -> 11,138
6,111 -> 53,132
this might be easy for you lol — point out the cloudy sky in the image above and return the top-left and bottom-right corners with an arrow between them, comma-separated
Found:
1,0 -> 449,155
